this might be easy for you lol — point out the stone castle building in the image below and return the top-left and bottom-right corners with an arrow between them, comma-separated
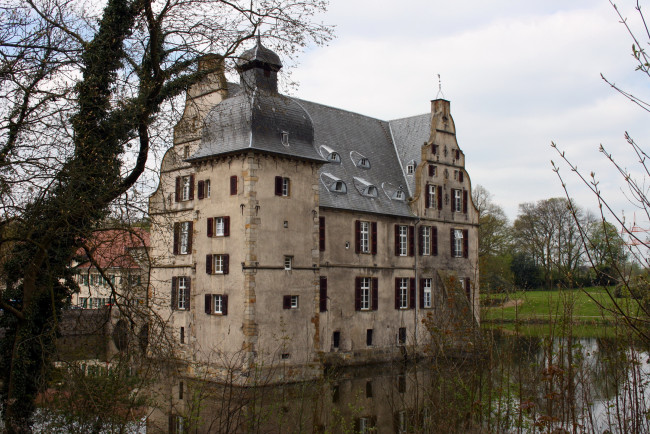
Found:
148,39 -> 479,382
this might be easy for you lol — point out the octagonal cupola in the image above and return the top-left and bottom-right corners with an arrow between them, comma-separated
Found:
236,35 -> 282,93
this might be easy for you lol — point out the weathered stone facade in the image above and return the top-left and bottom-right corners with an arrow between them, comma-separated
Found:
148,40 -> 479,383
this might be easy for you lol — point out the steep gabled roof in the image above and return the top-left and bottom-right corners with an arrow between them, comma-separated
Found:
75,228 -> 149,270
389,113 -> 432,196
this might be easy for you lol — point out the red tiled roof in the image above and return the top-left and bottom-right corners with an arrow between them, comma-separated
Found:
76,228 -> 150,270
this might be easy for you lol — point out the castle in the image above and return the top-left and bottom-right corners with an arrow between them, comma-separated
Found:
148,39 -> 479,382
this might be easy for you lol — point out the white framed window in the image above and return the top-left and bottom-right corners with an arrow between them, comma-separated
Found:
406,162 -> 415,174
205,179 -> 211,198
360,277 -> 370,310
284,256 -> 293,270
422,226 -> 431,256
214,255 -> 226,273
399,278 -> 408,309
213,294 -> 223,314
181,175 -> 191,201
215,217 -> 225,236
360,221 -> 370,253
180,221 -> 190,254
359,417 -> 369,434
399,225 -> 408,256
291,295 -> 299,308
453,189 -> 462,212
423,278 -> 432,308
178,277 -> 188,310
428,185 -> 436,209
459,277 -> 465,289
282,178 -> 290,196
454,229 -> 463,258
79,297 -> 88,308
281,131 -> 289,146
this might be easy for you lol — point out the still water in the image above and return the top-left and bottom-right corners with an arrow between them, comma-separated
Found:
142,329 -> 650,433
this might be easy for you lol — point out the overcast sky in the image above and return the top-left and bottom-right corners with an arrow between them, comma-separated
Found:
281,0 -> 650,225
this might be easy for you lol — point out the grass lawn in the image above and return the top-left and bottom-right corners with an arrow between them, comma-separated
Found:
481,287 -> 641,324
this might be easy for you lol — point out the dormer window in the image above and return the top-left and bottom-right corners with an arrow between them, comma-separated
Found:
328,152 -> 341,163
331,180 -> 347,193
406,161 -> 416,175
358,158 -> 371,169
354,177 -> 377,198
281,131 -> 289,147
363,186 -> 378,198
392,190 -> 405,201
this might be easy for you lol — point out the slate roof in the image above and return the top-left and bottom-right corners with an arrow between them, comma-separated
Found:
388,113 -> 432,195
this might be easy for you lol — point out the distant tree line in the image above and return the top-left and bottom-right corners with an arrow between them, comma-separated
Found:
473,185 -> 629,292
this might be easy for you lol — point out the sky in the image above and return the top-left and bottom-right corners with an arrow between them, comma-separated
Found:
279,0 -> 650,225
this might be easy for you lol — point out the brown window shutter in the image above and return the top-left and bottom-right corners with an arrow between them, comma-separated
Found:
371,278 -> 378,311
275,176 -> 282,196
207,218 -> 213,238
428,164 -> 434,177
171,277 -> 178,310
394,224 -> 400,256
463,229 -> 469,258
371,222 -> 378,255
205,294 -> 212,314
169,415 -> 177,434
224,216 -> 230,236
450,189 -> 455,212
463,190 -> 468,214
425,184 -> 430,208
455,149 -> 460,159
222,295 -> 228,315
408,226 -> 415,257
230,175 -> 237,195
355,277 -> 361,311
187,222 -> 193,252
283,295 -> 291,309
394,278 -> 400,309
419,279 -> 425,308
189,175 -> 195,200
432,226 -> 438,256
319,217 -> 326,251
450,228 -> 454,256
320,277 -> 328,312
173,223 -> 180,255
197,180 -> 204,200
185,278 -> 191,309
223,254 -> 229,274
354,220 -> 361,253
466,278 -> 471,300
175,177 -> 181,202
206,254 -> 213,274
409,278 -> 416,309
418,226 -> 424,256
437,186 -> 443,210
459,171 -> 464,182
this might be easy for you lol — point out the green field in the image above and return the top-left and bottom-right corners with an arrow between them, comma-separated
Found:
481,287 -> 642,324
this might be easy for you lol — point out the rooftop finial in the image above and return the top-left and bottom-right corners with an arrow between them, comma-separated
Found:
436,74 -> 446,99
256,30 -> 261,45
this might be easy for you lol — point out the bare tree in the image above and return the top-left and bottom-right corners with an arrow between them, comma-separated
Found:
0,0 -> 332,431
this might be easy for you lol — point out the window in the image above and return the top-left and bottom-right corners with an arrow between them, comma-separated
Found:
230,175 -> 237,195
173,221 -> 193,255
361,185 -> 378,198
421,226 -> 431,255
355,220 -> 377,255
183,146 -> 190,158
392,190 -> 405,200
394,224 -> 414,257
283,295 -> 299,309
331,180 -> 346,193
451,229 -> 469,258
422,278 -> 432,308
319,276 -> 328,312
174,276 -> 190,310
284,256 -> 293,270
357,157 -> 371,169
366,329 -> 373,346
182,176 -> 191,201
395,277 -> 415,310
205,254 -> 229,274
332,331 -> 340,349
360,277 -> 370,310
398,327 -> 407,345
366,381 -> 373,398
207,216 -> 230,238
180,327 -> 185,344
275,176 -> 290,197
281,353 -> 290,359
406,162 -> 415,174
319,217 -> 326,251
179,381 -> 184,400
327,152 -> 341,163
79,297 -> 88,308
428,164 -> 437,177
205,294 -> 228,315
355,277 -> 378,311
197,179 -> 210,199
426,184 -> 436,209
357,417 -> 377,434
453,189 -> 462,212
281,131 -> 289,146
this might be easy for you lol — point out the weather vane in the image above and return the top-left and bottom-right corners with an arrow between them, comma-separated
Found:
436,74 -> 446,99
